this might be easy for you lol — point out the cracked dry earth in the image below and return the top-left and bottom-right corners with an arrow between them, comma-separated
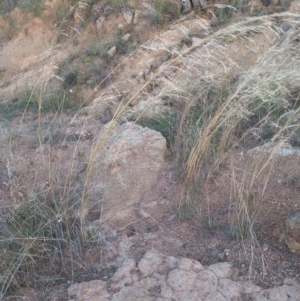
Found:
67,249 -> 300,301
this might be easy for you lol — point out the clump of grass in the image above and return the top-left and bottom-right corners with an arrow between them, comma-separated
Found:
88,41 -> 113,62
140,13 -> 300,242
0,0 -> 17,15
55,0 -> 71,26
0,89 -> 77,121
174,190 -> 197,220
155,0 -> 179,20
211,5 -> 236,28
63,70 -> 78,88
136,112 -> 179,147
142,11 -> 163,27
18,0 -> 45,16
0,186 -> 98,297
200,211 -> 220,230
88,37 -> 136,61
0,15 -> 16,40
142,0 -> 179,27
105,0 -> 128,13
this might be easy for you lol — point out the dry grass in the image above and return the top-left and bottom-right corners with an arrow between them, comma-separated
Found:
158,13 -> 300,235
2,8 -> 300,299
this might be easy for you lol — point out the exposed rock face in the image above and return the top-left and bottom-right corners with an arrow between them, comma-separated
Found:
91,122 -> 166,225
68,248 -> 300,301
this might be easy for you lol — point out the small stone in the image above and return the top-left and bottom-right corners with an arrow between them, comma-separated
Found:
96,16 -> 105,30
86,79 -> 95,86
281,21 -> 292,32
191,37 -> 202,47
218,251 -> 226,261
208,262 -> 232,278
104,5 -> 113,13
122,33 -> 131,42
139,70 -> 145,80
108,46 -> 117,57
262,243 -> 269,251
200,0 -> 208,7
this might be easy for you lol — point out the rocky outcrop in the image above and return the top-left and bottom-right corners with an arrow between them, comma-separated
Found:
68,248 -> 300,301
91,122 -> 166,225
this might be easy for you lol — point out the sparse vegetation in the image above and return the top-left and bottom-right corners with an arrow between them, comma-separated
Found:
142,0 -> 179,26
2,0 -> 300,298
0,0 -> 18,15
0,90 -> 77,122
0,184 -> 99,297
107,0 -> 129,12
18,0 -> 45,16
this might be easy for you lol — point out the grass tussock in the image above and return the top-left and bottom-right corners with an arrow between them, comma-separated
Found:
131,13 -> 300,242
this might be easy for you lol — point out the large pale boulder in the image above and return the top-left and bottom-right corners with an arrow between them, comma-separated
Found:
91,122 -> 166,224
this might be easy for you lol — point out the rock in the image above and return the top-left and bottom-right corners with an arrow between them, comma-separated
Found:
108,46 -> 117,57
262,243 -> 269,251
91,122 -> 166,225
138,249 -> 164,277
86,79 -> 95,86
167,269 -> 197,290
67,248 -> 300,301
289,0 -> 300,13
199,0 -> 208,7
121,7 -> 134,24
191,37 -> 202,47
191,0 -> 207,8
68,279 -> 110,301
92,4 -> 103,21
138,2 -> 155,11
281,21 -> 292,32
247,143 -> 300,157
217,251 -> 226,261
217,279 -> 243,300
182,0 -> 193,13
285,209 -> 300,254
203,291 -> 227,301
286,209 -> 300,239
208,262 -> 232,278
177,258 -> 204,272
133,10 -> 142,24
252,285 -> 295,301
180,44 -> 190,54
110,258 -> 136,289
242,281 -> 263,294
138,70 -> 145,80
194,270 -> 218,296
96,16 -> 105,30
285,235 -> 300,255
104,5 -> 113,13
122,33 -> 131,42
